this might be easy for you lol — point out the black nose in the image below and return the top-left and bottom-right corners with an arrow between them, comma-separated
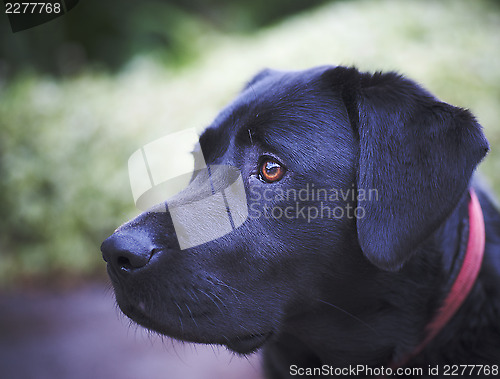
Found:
101,232 -> 155,273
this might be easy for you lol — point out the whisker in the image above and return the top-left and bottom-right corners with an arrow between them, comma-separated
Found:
197,287 -> 225,316
317,299 -> 379,335
184,303 -> 199,331
210,275 -> 246,305
248,128 -> 254,145
173,300 -> 185,335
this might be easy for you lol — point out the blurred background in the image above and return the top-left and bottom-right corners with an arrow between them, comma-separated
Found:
0,0 -> 499,378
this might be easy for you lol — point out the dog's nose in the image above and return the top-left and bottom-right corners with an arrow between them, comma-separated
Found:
101,232 -> 155,273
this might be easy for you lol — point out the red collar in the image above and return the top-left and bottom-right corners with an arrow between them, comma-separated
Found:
393,189 -> 485,367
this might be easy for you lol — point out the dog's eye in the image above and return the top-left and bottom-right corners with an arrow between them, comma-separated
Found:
259,158 -> 285,183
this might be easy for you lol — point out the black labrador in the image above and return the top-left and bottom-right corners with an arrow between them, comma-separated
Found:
101,66 -> 500,378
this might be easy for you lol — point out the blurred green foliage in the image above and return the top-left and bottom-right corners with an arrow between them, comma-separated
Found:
0,0 -> 499,287
0,75 -> 134,284
0,0 -> 330,75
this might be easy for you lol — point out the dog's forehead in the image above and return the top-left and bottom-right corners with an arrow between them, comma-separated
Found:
198,67 -> 354,166
209,69 -> 345,137
241,66 -> 329,103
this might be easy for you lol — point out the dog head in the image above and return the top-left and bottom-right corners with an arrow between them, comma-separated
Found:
101,66 -> 488,354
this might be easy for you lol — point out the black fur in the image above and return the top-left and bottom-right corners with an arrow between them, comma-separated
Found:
101,66 -> 500,378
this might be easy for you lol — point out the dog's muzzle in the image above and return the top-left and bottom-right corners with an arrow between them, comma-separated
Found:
127,128 -> 249,250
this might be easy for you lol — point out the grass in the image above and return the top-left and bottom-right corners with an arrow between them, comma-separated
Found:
1,0 -> 499,287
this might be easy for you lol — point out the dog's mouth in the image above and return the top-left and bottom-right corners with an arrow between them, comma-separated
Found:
124,299 -> 273,354
107,270 -> 274,354
226,332 -> 273,354
124,300 -> 273,354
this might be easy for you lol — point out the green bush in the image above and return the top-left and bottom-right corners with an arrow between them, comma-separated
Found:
0,74 -> 136,284
0,0 -> 332,75
1,0 -> 499,287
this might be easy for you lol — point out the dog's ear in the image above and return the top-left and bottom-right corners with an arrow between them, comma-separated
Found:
325,67 -> 489,271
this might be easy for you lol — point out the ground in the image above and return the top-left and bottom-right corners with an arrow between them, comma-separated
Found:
0,284 -> 263,379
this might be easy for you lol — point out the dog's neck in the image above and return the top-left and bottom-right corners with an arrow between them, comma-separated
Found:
272,190 -> 486,369
390,189 -> 485,367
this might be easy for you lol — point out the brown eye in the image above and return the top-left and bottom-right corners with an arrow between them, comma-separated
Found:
259,158 -> 285,183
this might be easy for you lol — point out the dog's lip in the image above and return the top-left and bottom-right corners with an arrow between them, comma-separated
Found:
226,332 -> 273,354
106,263 -> 120,283
106,265 -> 273,352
